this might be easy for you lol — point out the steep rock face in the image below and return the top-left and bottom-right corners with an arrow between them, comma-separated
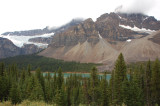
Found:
117,13 -> 160,30
96,12 -> 138,41
28,37 -> 52,44
0,38 -> 21,58
0,38 -> 43,58
50,18 -> 99,47
21,44 -> 43,55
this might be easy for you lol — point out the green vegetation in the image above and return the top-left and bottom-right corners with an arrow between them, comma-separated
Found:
0,54 -> 99,72
0,53 -> 160,106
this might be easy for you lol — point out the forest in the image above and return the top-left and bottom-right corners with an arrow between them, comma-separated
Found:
0,53 -> 160,106
0,54 -> 99,72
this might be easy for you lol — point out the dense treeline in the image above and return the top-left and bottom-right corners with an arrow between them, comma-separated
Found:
0,53 -> 160,105
0,54 -> 99,72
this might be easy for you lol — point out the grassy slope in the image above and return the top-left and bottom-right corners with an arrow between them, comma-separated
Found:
0,54 -> 100,72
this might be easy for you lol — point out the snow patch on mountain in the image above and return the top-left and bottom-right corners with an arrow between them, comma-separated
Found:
119,24 -> 155,34
0,33 -> 54,48
98,32 -> 102,39
126,39 -> 132,42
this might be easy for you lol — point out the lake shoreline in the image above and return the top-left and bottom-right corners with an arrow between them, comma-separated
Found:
42,71 -> 111,75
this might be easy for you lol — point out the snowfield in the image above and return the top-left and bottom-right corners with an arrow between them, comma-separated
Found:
0,33 -> 54,48
119,24 -> 155,34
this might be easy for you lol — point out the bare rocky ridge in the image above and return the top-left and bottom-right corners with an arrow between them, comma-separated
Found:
0,38 -> 21,58
149,32 -> 160,45
39,12 -> 160,71
0,38 -> 43,58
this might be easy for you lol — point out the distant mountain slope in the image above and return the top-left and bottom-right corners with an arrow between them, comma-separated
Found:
39,12 -> 160,70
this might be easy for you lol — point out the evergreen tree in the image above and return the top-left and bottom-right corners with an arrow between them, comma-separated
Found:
72,87 -> 80,106
89,67 -> 100,106
35,68 -> 45,96
145,60 -> 152,106
109,70 -> 115,104
83,78 -> 91,105
56,67 -> 64,89
27,64 -> 31,76
151,58 -> 160,105
114,53 -> 127,105
100,72 -> 109,106
0,62 -> 5,76
9,83 -> 21,104
29,76 -> 44,101
45,80 -> 53,103
66,86 -> 71,106
26,75 -> 35,98
55,87 -> 65,106
123,71 -> 144,106
0,72 -> 9,101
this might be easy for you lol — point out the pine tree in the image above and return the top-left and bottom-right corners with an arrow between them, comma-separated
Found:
109,70 -> 115,104
35,68 -> 45,96
145,60 -> 152,106
72,87 -> 80,106
66,86 -> 71,106
0,72 -> 9,101
27,64 -> 31,76
0,62 -> 5,76
114,53 -> 127,105
26,75 -> 35,98
0,75 -> 5,101
29,76 -> 44,101
45,80 -> 53,103
123,70 -> 144,106
89,67 -> 100,106
55,86 -> 65,106
83,78 -> 91,105
100,72 -> 109,106
151,58 -> 160,105
57,67 -> 64,89
9,83 -> 21,104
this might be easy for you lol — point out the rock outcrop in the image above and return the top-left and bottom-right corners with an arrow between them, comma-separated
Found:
0,38 -> 21,58
28,37 -> 52,44
0,38 -> 43,58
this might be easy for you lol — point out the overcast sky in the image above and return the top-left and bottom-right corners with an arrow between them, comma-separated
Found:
0,0 -> 160,34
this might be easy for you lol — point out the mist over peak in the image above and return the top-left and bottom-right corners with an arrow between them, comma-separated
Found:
115,0 -> 155,14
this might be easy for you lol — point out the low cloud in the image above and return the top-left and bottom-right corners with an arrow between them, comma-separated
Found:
115,0 -> 155,14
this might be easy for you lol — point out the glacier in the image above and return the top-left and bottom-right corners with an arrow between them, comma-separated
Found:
0,33 -> 54,48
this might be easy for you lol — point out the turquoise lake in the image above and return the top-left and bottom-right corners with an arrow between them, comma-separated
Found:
43,73 -> 112,80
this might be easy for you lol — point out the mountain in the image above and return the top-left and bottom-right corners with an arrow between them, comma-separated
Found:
1,18 -> 83,46
39,12 -> 160,70
0,38 -> 42,58
0,37 -> 21,58
1,19 -> 83,36
1,27 -> 52,36
0,19 -> 83,58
